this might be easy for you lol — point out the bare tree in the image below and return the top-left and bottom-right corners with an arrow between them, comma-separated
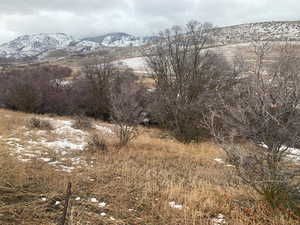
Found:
145,21 -> 236,142
110,74 -> 145,148
206,41 -> 300,211
76,58 -> 118,120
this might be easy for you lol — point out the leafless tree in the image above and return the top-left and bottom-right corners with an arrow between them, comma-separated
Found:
145,21 -> 236,142
110,77 -> 145,148
206,41 -> 300,211
76,58 -> 118,120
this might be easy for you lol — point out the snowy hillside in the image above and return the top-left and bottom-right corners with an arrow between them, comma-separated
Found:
214,21 -> 300,43
0,33 -> 74,59
0,32 -> 155,60
0,33 -> 103,60
67,40 -> 101,53
84,32 -> 157,47
2,21 -> 300,60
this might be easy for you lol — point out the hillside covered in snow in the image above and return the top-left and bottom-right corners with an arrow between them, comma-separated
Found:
213,21 -> 300,43
0,32 -> 156,60
2,21 -> 300,60
83,32 -> 158,47
0,33 -> 103,60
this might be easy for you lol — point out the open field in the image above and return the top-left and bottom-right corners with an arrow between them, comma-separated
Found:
0,109 -> 299,224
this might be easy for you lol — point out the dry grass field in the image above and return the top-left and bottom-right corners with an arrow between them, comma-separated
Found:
0,109 -> 299,224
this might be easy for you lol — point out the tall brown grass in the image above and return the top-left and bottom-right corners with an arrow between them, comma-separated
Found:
0,109 -> 298,224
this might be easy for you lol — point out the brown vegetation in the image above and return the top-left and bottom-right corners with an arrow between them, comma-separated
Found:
0,109 -> 299,224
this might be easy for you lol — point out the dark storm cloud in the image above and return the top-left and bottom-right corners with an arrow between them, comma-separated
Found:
0,0 -> 300,43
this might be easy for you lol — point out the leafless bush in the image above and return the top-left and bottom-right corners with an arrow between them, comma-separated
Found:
72,115 -> 93,130
27,117 -> 53,130
145,21 -> 236,142
206,41 -> 300,211
110,76 -> 144,148
74,58 -> 117,120
0,65 -> 72,114
86,134 -> 108,153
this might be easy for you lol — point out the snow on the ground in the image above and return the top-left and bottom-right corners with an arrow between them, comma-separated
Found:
95,125 -> 114,136
44,139 -> 86,151
91,198 -> 98,203
169,201 -> 183,209
55,201 -> 61,206
212,214 -> 226,225
214,158 -> 235,167
116,57 -> 151,74
98,202 -> 107,207
4,116 -> 114,172
260,143 -> 300,162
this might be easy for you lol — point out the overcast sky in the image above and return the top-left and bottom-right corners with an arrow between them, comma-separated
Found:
0,0 -> 299,44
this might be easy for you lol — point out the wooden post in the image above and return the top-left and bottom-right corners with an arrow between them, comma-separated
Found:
60,182 -> 72,225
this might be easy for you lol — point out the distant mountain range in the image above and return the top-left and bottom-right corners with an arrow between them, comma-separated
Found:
1,21 -> 300,60
83,32 -> 158,47
0,32 -> 157,60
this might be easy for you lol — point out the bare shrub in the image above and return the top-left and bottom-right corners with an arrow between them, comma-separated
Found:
0,65 -> 72,114
72,115 -> 93,130
73,59 -> 117,120
110,73 -> 145,148
206,41 -> 300,212
27,117 -> 53,130
145,21 -> 236,142
86,134 -> 108,153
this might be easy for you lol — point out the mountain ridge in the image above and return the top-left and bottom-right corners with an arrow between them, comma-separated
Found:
0,32 -> 156,60
2,20 -> 300,60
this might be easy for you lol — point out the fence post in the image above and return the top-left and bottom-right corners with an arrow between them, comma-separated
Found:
60,182 -> 72,225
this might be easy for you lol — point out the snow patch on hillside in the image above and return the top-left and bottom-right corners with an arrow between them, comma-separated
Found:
4,117 -> 114,172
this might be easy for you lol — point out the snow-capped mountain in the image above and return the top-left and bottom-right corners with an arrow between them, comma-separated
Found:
68,40 -> 101,53
0,32 -> 155,60
83,33 -> 158,47
0,33 -> 75,59
2,21 -> 300,60
0,33 -> 103,60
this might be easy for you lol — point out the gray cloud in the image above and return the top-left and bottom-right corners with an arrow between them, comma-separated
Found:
0,0 -> 300,43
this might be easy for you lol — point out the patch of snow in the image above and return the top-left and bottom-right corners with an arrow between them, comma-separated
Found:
6,137 -> 21,142
45,139 -> 86,151
40,157 -> 52,162
91,198 -> 98,203
98,202 -> 106,207
260,143 -> 300,161
169,201 -> 183,209
214,158 -> 224,164
95,125 -> 114,136
226,164 -> 235,167
109,216 -> 116,221
58,165 -> 75,173
212,214 -> 226,225
55,201 -> 61,206
41,197 -> 47,202
100,212 -> 106,216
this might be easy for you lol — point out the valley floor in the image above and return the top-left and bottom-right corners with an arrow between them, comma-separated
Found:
0,109 -> 298,225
